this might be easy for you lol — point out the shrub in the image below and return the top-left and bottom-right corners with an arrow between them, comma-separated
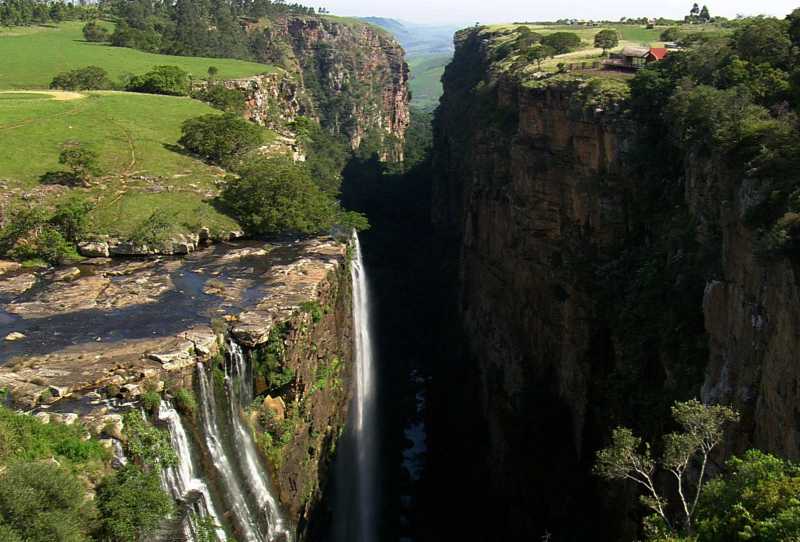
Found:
173,388 -> 197,416
0,206 -> 79,265
541,32 -> 582,54
0,462 -> 92,542
128,209 -> 175,247
121,411 -> 177,468
50,197 -> 94,243
179,113 -> 263,165
660,27 -> 683,41
82,20 -> 109,42
50,65 -> 113,90
58,142 -> 101,184
141,391 -> 161,414
126,65 -> 191,96
0,405 -> 107,464
95,464 -> 173,542
196,84 -> 246,113
219,156 -> 368,236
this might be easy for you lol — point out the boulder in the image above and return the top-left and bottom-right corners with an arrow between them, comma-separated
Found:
50,267 -> 81,282
120,383 -> 141,400
34,412 -> 50,424
263,395 -> 286,421
48,385 -> 71,399
4,332 -> 25,342
77,241 -> 110,258
99,414 -> 124,440
0,260 -> 20,276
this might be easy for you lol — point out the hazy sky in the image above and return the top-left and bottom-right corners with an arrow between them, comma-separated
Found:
313,1 -> 799,25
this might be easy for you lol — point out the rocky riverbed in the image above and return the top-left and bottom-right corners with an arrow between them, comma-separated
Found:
0,238 -> 346,410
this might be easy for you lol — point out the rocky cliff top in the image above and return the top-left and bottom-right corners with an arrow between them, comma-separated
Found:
0,238 -> 346,409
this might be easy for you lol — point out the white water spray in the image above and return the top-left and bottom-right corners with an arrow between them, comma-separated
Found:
351,232 -> 378,541
159,400 -> 228,542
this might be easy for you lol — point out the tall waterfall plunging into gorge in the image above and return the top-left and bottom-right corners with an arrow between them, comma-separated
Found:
350,232 -> 379,540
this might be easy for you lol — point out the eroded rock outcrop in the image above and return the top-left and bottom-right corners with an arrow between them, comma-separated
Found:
250,16 -> 410,160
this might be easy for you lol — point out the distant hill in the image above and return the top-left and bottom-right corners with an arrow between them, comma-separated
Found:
361,17 -> 459,56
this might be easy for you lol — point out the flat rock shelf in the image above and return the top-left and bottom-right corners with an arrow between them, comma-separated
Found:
0,238 -> 346,410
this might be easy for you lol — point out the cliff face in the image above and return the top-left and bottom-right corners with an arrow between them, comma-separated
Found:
433,26 -> 800,539
252,16 -> 410,160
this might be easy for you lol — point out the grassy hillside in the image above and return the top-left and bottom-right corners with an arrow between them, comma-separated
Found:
408,53 -> 450,110
0,91 -> 264,238
0,21 -> 273,90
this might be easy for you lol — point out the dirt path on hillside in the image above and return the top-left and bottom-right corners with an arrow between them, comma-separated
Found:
0,90 -> 86,101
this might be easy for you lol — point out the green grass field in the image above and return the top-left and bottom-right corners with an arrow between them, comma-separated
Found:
0,21 -> 273,90
408,53 -> 451,110
0,91 -> 270,237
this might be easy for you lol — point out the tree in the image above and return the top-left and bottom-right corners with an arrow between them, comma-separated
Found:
594,399 -> 739,537
594,29 -> 619,55
731,17 -> 793,68
0,462 -> 92,542
694,450 -> 800,541
59,142 -> 101,184
50,65 -> 113,90
219,156 -> 368,236
660,27 -> 683,41
699,5 -> 711,23
207,65 -> 219,80
526,45 -> 554,70
541,32 -> 582,54
178,113 -> 263,165
126,65 -> 191,96
95,464 -> 174,542
82,20 -> 109,42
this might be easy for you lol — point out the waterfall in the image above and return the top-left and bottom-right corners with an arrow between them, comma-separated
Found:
194,354 -> 293,542
158,400 -> 228,542
351,232 -> 378,541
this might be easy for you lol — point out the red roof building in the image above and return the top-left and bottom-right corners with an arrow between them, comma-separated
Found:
647,47 -> 669,62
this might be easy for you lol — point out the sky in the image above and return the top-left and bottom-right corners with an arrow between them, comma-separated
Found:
312,0 -> 799,25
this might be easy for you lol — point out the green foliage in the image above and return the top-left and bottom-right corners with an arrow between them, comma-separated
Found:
526,44 -> 555,69
128,209 -> 175,246
179,113 -> 263,165
173,387 -> 197,416
254,323 -> 295,392
660,27 -> 684,41
694,450 -> 800,541
121,410 -> 177,468
195,84 -> 246,113
541,32 -> 582,54
127,65 -> 191,96
82,21 -> 109,43
59,141 -> 101,183
0,205 -> 80,265
595,400 -> 739,537
299,300 -> 324,323
0,405 -> 107,465
0,462 -> 93,542
594,29 -> 619,53
219,156 -> 368,236
50,197 -> 94,243
141,391 -> 161,414
95,464 -> 174,542
50,65 -> 113,91
256,401 -> 302,470
731,17 -> 792,68
291,116 -> 350,195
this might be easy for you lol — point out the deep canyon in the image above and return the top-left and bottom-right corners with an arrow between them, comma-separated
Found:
2,11 -> 800,542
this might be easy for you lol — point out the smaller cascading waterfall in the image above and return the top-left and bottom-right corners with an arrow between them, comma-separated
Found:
158,400 -> 228,542
351,232 -> 378,541
196,362 -> 266,542
226,340 -> 291,541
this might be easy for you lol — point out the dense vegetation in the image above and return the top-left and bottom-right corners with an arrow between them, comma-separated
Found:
0,0 -> 93,27
106,0 -> 315,61
0,405 -> 174,542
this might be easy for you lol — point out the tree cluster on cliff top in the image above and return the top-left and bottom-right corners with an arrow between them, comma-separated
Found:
629,11 -> 800,255
106,0 -> 316,60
